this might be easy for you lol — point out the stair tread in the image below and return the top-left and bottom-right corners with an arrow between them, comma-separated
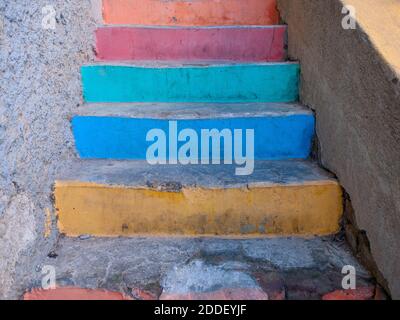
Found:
97,24 -> 286,29
83,61 -> 298,68
102,0 -> 280,27
81,63 -> 299,103
58,159 -> 337,188
34,236 -> 372,300
75,102 -> 312,119
96,25 -> 286,63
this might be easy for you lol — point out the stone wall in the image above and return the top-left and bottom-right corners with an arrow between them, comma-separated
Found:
0,0 -> 98,298
277,0 -> 400,298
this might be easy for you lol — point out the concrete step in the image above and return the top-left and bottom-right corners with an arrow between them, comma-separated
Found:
103,0 -> 280,26
54,159 -> 342,237
96,26 -> 287,62
81,62 -> 299,103
72,103 -> 314,161
23,236 -> 377,300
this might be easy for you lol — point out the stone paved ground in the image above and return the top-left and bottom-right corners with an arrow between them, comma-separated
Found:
22,235 -> 383,300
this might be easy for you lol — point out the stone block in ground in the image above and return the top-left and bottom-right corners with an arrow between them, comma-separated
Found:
159,260 -> 269,300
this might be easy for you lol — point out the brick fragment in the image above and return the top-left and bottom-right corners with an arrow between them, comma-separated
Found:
23,287 -> 132,300
322,287 -> 375,300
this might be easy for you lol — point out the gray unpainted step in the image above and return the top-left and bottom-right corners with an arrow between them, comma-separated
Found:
58,159 -> 337,189
73,102 -> 312,119
27,236 -> 373,300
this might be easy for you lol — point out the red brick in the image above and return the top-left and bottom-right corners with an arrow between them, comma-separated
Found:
322,287 -> 375,300
23,287 -> 132,300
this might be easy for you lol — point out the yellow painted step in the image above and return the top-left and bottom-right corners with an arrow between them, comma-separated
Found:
54,160 -> 343,237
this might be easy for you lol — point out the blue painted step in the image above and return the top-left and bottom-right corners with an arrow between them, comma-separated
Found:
72,103 -> 314,161
81,63 -> 299,103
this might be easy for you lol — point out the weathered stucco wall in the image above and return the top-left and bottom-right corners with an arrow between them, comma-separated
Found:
0,0 -> 99,298
277,0 -> 400,298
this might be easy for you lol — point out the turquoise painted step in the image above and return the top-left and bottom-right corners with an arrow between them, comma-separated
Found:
81,63 -> 299,103
72,103 -> 314,160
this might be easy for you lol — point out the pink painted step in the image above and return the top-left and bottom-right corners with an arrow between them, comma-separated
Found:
96,26 -> 286,62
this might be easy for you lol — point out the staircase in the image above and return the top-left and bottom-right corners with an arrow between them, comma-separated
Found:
24,0 -> 379,300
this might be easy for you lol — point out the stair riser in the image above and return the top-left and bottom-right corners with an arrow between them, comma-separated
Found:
96,26 -> 286,62
72,115 -> 314,160
103,0 -> 279,26
81,64 -> 300,103
55,182 -> 342,237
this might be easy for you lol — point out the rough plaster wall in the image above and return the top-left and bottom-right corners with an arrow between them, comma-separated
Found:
0,0 -> 98,299
277,0 -> 400,298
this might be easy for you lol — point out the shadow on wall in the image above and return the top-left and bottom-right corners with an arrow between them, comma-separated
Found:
277,0 -> 400,298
